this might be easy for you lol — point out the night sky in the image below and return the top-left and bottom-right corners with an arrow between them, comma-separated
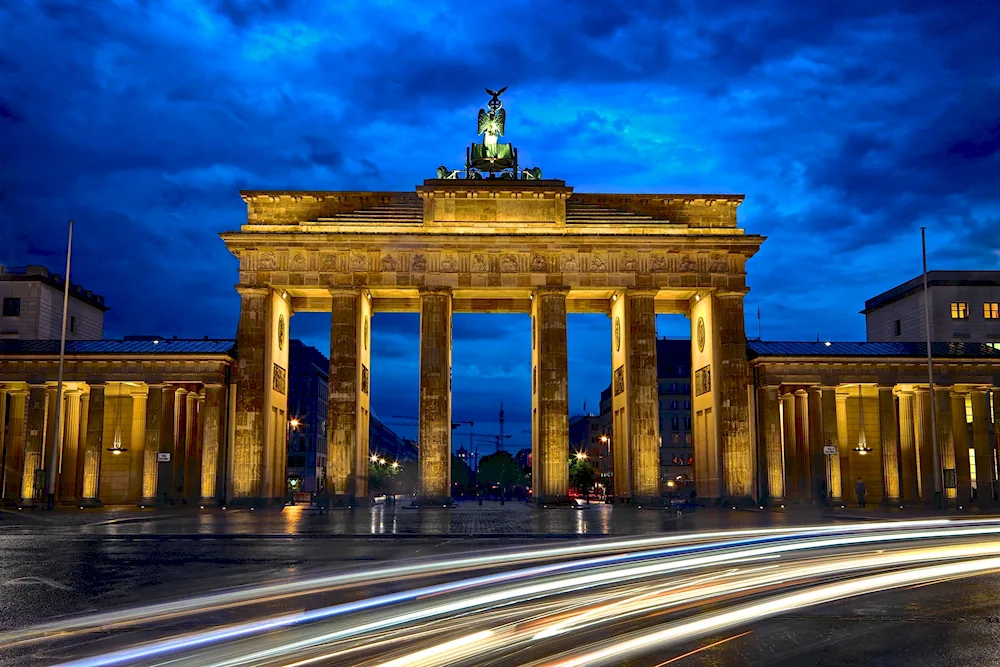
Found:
2,1 -> 998,447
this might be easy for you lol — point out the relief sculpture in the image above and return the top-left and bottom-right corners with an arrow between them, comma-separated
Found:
411,254 -> 427,272
708,255 -> 729,273
289,253 -> 306,271
320,253 -> 337,270
622,254 -> 638,271
651,254 -> 667,272
591,255 -> 608,272
381,254 -> 397,272
472,253 -> 488,272
258,251 -> 278,271
349,251 -> 366,271
441,254 -> 459,272
560,254 -> 578,272
530,253 -> 547,272
678,255 -> 697,273
500,253 -> 518,273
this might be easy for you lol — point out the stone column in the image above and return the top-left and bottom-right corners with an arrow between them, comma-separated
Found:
716,292 -> 752,500
971,389 -> 994,507
781,392 -> 797,501
183,390 -> 199,502
80,384 -> 106,505
328,287 -> 369,503
835,389 -> 852,492
128,390 -> 148,503
897,391 -> 919,502
624,290 -> 659,503
3,390 -> 27,502
200,384 -> 226,503
75,391 -> 90,500
141,385 -> 165,503
232,286 -> 269,501
42,385 -> 59,502
154,387 -> 176,503
951,390 -> 972,504
171,387 -> 188,501
878,386 -> 900,503
20,385 -> 47,504
913,387 -> 935,503
794,389 -> 810,501
758,386 -> 783,503
418,287 -> 453,504
58,390 -> 83,502
807,387 -> 826,502
820,387 -> 842,501
935,387 -> 956,502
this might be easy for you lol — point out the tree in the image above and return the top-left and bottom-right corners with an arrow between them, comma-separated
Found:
478,451 -> 527,487
569,459 -> 598,497
451,455 -> 473,490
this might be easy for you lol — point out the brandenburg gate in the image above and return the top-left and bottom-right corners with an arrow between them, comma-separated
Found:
221,90 -> 764,505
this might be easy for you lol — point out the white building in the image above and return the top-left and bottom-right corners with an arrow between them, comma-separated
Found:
0,265 -> 107,340
862,271 -> 1000,348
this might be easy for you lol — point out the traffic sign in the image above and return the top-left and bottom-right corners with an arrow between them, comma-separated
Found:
822,445 -> 837,456
157,453 -> 171,462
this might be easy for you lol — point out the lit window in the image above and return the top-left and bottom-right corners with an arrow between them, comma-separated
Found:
989,342 -> 1000,351
985,303 -> 1000,319
966,395 -> 973,424
672,433 -> 680,444
951,302 -> 969,319
671,416 -> 679,429
893,319 -> 901,336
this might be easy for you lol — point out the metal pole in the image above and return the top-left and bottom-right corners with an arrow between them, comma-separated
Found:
921,227 -> 942,508
47,220 -> 73,510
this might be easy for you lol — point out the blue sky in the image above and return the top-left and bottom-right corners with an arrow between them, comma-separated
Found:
2,0 -> 998,445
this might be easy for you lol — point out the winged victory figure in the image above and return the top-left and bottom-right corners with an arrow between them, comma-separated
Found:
477,86 -> 507,154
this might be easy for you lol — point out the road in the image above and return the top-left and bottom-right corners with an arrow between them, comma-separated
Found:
2,515 -> 1000,665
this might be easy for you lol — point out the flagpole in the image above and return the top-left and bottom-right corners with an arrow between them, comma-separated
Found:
46,220 -> 73,510
921,226 -> 942,508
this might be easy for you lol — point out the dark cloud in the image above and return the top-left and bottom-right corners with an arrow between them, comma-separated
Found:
2,0 -> 998,436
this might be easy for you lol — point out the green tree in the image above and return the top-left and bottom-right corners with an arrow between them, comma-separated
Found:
478,451 -> 527,487
569,459 -> 598,497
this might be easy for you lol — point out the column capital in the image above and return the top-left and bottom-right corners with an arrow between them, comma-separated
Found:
970,387 -> 989,396
793,388 -> 808,397
174,387 -> 189,397
28,383 -> 48,390
235,284 -> 270,296
328,286 -> 362,297
65,388 -> 84,397
622,288 -> 659,298
896,388 -> 915,397
418,286 -> 453,296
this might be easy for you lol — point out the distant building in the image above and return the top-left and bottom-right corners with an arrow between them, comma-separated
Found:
513,448 -> 531,470
600,338 -> 693,493
369,413 -> 418,463
568,413 -> 609,477
863,271 -> 1000,347
656,339 -> 694,489
0,265 -> 107,340
287,339 -> 329,493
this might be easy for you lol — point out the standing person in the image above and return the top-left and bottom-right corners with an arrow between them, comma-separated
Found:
855,476 -> 867,508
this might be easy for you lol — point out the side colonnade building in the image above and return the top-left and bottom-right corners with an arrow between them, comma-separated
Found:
0,339 -> 236,506
750,341 -> 1000,508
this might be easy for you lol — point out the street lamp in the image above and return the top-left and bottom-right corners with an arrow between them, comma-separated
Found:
853,384 -> 873,455
370,453 -> 380,464
574,451 -> 587,461
289,418 -> 300,430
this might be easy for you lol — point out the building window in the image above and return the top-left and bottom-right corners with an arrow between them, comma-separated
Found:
684,417 -> 691,429
951,302 -> 969,319
2,298 -> 19,317
672,433 -> 680,444
671,416 -> 679,429
671,400 -> 679,409
683,401 -> 691,409
685,433 -> 692,445
893,319 -> 901,336
985,303 -> 1000,319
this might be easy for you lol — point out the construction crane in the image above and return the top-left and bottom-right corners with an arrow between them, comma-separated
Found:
384,416 -> 475,430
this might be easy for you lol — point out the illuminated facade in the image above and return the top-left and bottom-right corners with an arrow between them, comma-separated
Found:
0,339 -> 235,506
222,182 -> 763,505
750,341 -> 1000,507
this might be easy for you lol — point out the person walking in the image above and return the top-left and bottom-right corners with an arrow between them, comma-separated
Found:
855,476 -> 867,508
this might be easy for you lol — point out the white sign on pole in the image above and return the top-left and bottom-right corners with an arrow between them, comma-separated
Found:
823,445 -> 837,456
157,453 -> 171,462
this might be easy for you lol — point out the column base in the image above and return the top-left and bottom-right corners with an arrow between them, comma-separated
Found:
407,496 -> 456,508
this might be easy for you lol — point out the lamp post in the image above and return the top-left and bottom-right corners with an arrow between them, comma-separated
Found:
600,434 -> 613,502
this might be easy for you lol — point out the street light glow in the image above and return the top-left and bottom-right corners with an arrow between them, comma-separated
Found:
289,418 -> 300,429
574,451 -> 587,461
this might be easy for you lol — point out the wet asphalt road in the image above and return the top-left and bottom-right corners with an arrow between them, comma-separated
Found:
3,508 -> 1000,665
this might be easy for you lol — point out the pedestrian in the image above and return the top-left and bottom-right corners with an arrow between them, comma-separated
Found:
855,476 -> 867,508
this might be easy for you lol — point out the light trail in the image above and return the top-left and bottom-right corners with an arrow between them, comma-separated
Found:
2,518 -> 955,646
22,519 -> 1000,667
